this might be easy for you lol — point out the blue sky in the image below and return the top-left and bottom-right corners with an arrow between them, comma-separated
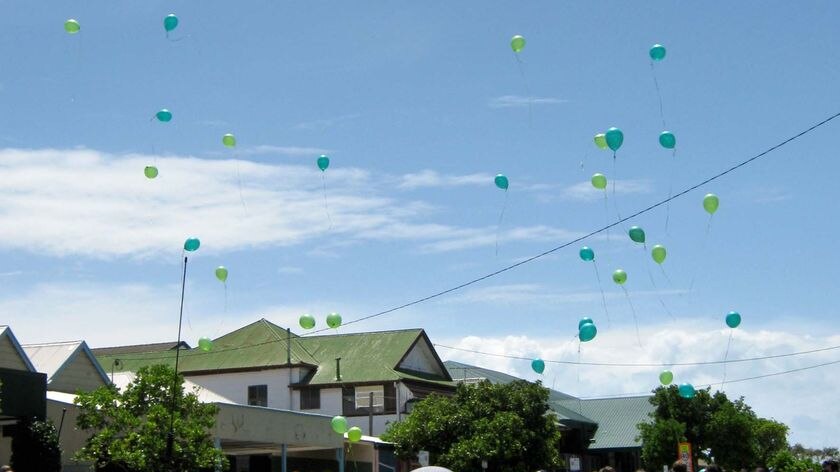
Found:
3,1 -> 840,446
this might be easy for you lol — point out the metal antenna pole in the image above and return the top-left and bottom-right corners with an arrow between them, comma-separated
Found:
166,256 -> 189,469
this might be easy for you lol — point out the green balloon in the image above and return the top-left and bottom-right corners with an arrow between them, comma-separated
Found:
659,370 -> 673,385
317,155 -> 330,171
163,14 -> 179,32
494,174 -> 509,190
347,426 -> 363,442
222,133 -> 236,148
628,226 -> 646,244
144,166 -> 159,179
605,127 -> 624,152
198,337 -> 213,352
64,19 -> 80,34
184,237 -> 200,252
651,244 -> 667,264
591,173 -> 607,190
215,266 -> 228,282
331,416 -> 348,434
650,44 -> 667,61
612,269 -> 627,285
156,109 -> 172,123
510,35 -> 526,53
299,314 -> 316,330
594,133 -> 608,150
326,312 -> 342,329
703,193 -> 719,214
659,131 -> 676,149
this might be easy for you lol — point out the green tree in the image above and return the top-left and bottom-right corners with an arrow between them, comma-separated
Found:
10,417 -> 62,472
74,364 -> 227,472
381,380 -> 563,472
638,386 -> 789,471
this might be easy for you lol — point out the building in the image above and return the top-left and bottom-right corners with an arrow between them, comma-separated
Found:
444,360 -> 654,472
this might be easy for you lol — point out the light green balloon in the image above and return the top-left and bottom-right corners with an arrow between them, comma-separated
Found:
144,166 -> 159,179
198,337 -> 213,352
222,133 -> 236,148
591,173 -> 607,190
612,269 -> 627,285
659,370 -> 673,385
593,133 -> 608,150
347,426 -> 363,442
703,193 -> 719,214
64,19 -> 80,34
510,35 -> 526,53
331,416 -> 348,434
215,266 -> 228,282
651,245 -> 667,264
299,314 -> 316,330
326,312 -> 342,329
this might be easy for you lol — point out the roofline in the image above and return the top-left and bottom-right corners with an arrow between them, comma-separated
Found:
1,327 -> 36,372
91,340 -> 190,354
182,362 -> 317,377
291,378 -> 457,390
300,327 -> 425,340
393,330 -> 453,382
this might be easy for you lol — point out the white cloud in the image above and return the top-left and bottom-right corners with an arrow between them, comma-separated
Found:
240,145 -> 332,157
488,95 -> 568,108
0,148 -> 583,258
446,283 -> 683,305
561,179 -> 654,202
437,323 -> 840,447
398,170 -> 492,190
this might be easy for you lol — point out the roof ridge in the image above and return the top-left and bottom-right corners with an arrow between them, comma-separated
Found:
301,328 -> 424,339
23,340 -> 84,347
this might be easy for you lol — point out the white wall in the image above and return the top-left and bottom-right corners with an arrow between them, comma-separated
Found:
186,367 -> 302,410
398,340 -> 444,376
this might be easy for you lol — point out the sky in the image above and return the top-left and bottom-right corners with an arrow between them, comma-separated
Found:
2,0 -> 839,447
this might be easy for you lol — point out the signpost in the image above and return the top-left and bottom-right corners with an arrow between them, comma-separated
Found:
678,442 -> 694,472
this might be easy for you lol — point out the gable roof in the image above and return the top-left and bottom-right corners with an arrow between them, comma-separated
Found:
23,340 -> 110,388
91,341 -> 190,357
0,326 -> 36,372
443,360 -> 595,425
557,396 -> 654,450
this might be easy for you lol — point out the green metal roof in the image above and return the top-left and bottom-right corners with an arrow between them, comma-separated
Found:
96,319 -> 453,387
443,361 -> 595,426
558,396 -> 654,450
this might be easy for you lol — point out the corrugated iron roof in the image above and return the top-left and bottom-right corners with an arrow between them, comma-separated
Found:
558,396 -> 655,450
91,341 -> 190,356
23,340 -> 110,385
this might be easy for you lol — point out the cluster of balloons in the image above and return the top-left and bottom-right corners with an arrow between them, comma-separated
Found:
578,317 -> 597,342
299,312 -> 342,330
331,416 -> 362,442
593,128 -> 624,155
657,370 -> 696,399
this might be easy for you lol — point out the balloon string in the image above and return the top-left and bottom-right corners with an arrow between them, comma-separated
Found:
721,330 -> 734,388
642,248 -> 675,321
322,173 -> 333,230
650,61 -> 667,129
621,285 -> 642,348
495,190 -> 509,257
513,52 -> 533,128
592,261 -> 611,326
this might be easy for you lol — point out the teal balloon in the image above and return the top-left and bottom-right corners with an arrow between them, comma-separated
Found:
612,269 -> 627,285
299,313 -> 316,330
183,237 -> 200,252
678,383 -> 696,399
494,174 -> 509,190
605,127 -> 624,152
579,246 -> 595,262
628,226 -> 646,244
317,155 -> 330,171
579,322 -> 597,342
326,312 -> 342,329
155,109 -> 172,122
198,337 -> 213,352
331,416 -> 348,434
659,131 -> 676,149
659,370 -> 673,385
578,317 -> 594,330
650,44 -> 666,61
164,14 -> 179,32
725,311 -> 741,329
531,358 -> 545,374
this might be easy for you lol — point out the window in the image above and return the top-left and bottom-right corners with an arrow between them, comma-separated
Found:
248,384 -> 267,407
354,385 -> 385,410
300,388 -> 320,410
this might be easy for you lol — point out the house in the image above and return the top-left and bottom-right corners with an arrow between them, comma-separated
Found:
93,318 -> 456,472
0,326 -> 47,467
444,360 -> 654,472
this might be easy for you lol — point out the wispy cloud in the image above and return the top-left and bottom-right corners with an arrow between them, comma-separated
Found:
240,145 -> 332,157
488,95 -> 568,109
292,114 -> 362,131
398,170 -> 492,190
561,179 -> 654,202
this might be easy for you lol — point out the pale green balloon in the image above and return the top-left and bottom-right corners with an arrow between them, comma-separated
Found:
144,166 -> 159,179
215,266 -> 228,282
591,173 -> 607,190
347,426 -> 363,442
510,35 -> 526,53
594,133 -> 608,150
299,314 -> 316,330
612,269 -> 627,285
222,133 -> 236,148
198,337 -> 213,352
326,312 -> 342,329
651,245 -> 667,264
64,19 -> 80,34
659,370 -> 673,385
703,193 -> 719,214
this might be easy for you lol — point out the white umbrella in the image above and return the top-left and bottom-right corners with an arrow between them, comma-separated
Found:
412,468 -> 454,472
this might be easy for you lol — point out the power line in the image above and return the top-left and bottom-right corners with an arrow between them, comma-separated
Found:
305,110 -> 840,334
435,342 -> 840,367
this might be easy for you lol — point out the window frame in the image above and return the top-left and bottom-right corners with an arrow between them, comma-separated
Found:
247,384 -> 268,407
300,387 -> 321,410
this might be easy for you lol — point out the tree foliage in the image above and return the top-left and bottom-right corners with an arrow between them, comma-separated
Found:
74,364 -> 227,472
638,386 -> 788,472
10,417 -> 62,472
381,380 -> 563,472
